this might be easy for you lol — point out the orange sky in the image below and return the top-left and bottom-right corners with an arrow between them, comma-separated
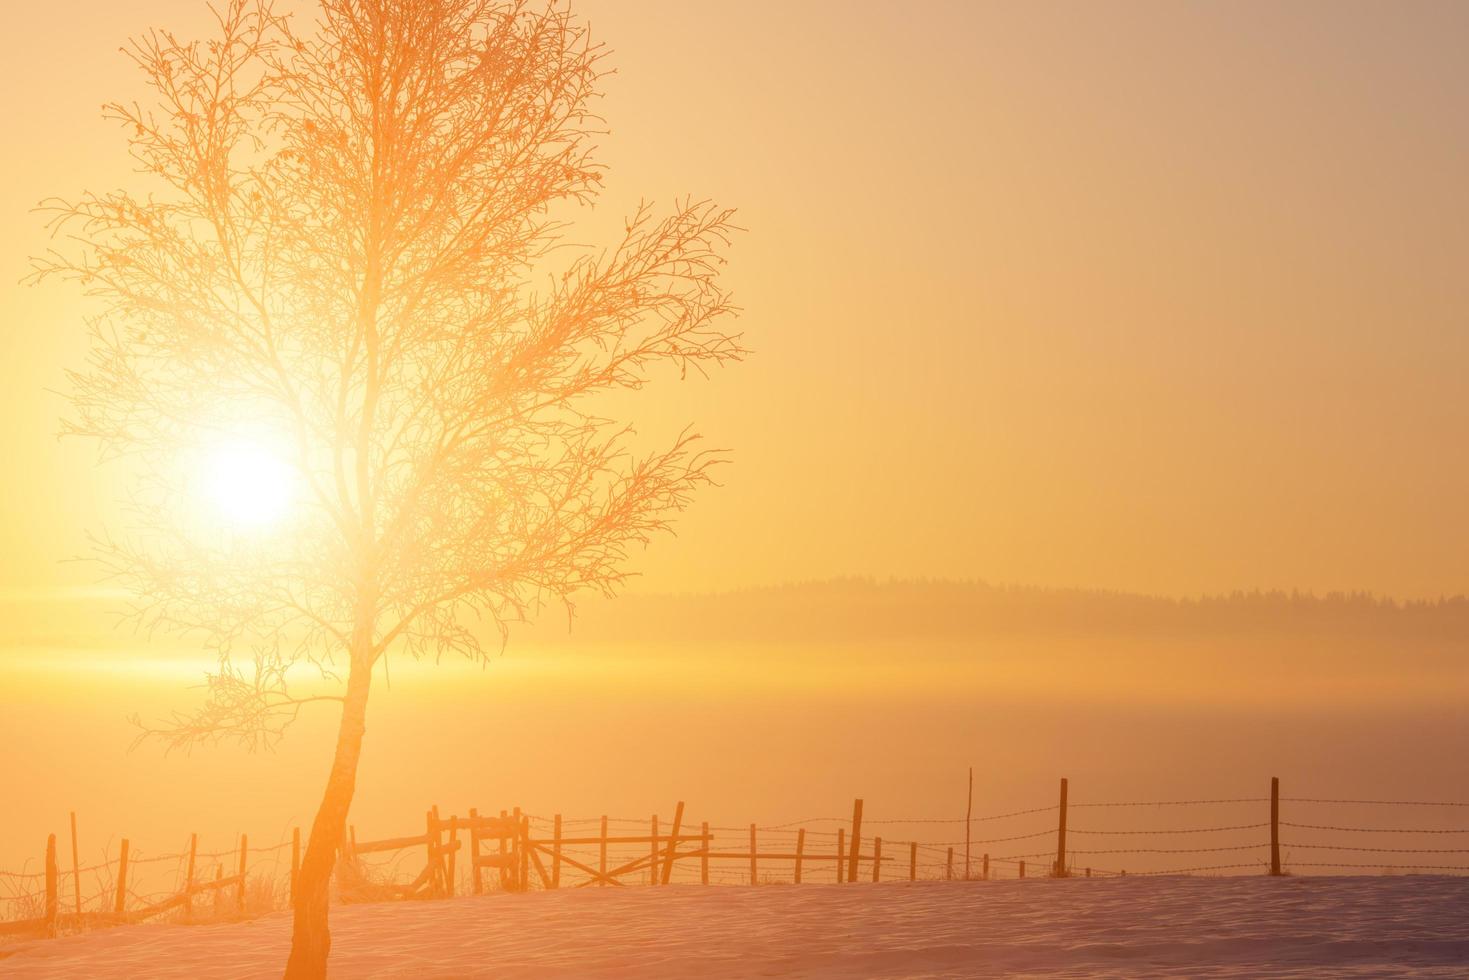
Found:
4,0 -> 1469,604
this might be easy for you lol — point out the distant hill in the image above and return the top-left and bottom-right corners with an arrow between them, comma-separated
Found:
7,579 -> 1469,654
542,578 -> 1469,645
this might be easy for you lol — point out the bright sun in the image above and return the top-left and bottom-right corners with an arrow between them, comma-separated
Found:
201,442 -> 296,529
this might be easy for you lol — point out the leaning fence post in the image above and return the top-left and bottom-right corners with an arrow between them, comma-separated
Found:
846,799 -> 864,884
69,812 -> 81,916
552,814 -> 562,889
236,834 -> 248,911
1054,777 -> 1069,877
661,802 -> 684,885
114,838 -> 130,915
700,821 -> 710,885
836,829 -> 845,883
749,824 -> 758,885
965,766 -> 973,879
1270,776 -> 1281,876
909,842 -> 917,881
186,832 -> 199,918
44,834 -> 58,937
872,837 -> 882,882
794,828 -> 805,884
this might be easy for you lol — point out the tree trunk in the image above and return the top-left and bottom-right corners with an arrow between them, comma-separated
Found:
282,655 -> 373,979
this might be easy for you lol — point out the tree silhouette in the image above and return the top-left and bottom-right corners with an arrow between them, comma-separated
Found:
32,0 -> 743,975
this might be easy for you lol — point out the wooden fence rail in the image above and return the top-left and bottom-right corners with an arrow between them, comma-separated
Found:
12,776 -> 1464,942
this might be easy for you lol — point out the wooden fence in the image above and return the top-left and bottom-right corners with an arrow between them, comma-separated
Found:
0,820 -> 254,940
342,800 -> 895,898
6,776 -> 1469,940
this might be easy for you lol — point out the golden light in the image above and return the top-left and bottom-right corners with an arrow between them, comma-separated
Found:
200,441 -> 296,530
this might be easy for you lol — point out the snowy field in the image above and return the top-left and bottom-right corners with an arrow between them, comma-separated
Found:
3,875 -> 1468,978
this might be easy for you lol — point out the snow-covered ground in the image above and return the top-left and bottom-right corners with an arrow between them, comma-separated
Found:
3,875 -> 1468,978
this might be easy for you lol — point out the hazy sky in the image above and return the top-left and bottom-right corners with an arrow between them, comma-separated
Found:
3,0 -> 1469,601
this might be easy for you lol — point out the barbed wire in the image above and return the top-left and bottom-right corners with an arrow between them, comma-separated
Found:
1281,798 -> 1469,807
1281,821 -> 1469,834
1068,823 -> 1269,835
126,852 -> 188,868
919,830 -> 1056,846
753,806 -> 1063,830
1128,863 -> 1264,875
10,795 -> 1469,911
1069,798 -> 1270,808
1292,862 -> 1469,871
1070,844 -> 1268,855
1282,843 -> 1469,854
870,808 -> 1064,825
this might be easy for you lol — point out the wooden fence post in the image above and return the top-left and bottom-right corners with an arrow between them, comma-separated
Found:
982,853 -> 989,880
846,799 -> 864,884
836,829 -> 845,883
600,816 -> 609,886
909,842 -> 917,881
425,810 -> 438,895
469,808 -> 482,895
446,817 -> 458,898
965,766 -> 973,880
496,810 -> 508,891
661,802 -> 684,885
1270,776 -> 1281,876
1085,867 -> 1091,878
213,865 -> 222,917
748,824 -> 757,885
431,807 -> 447,896
1054,777 -> 1069,877
650,815 -> 659,886
44,834 -> 58,937
552,814 -> 562,889
794,828 -> 805,884
519,815 -> 530,892
700,821 -> 710,885
1019,860 -> 1026,879
513,807 -> 525,892
186,832 -> 199,918
236,834 -> 248,911
115,838 -> 130,915
872,837 -> 882,882
945,847 -> 953,880
69,812 -> 81,916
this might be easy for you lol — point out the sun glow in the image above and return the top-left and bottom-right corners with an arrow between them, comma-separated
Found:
201,442 -> 297,529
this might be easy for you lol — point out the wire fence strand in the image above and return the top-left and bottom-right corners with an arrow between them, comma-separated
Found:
9,790 -> 1469,929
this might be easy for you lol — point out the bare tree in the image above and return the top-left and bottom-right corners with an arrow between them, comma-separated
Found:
31,0 -> 743,975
